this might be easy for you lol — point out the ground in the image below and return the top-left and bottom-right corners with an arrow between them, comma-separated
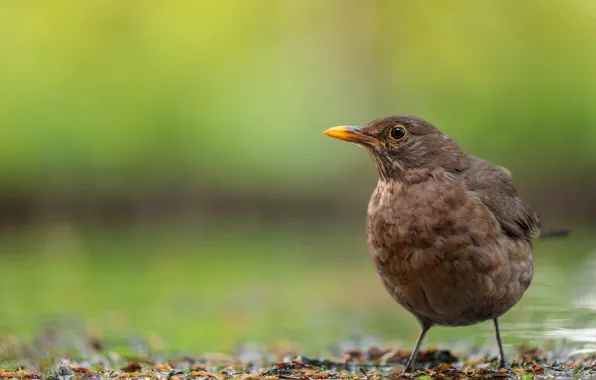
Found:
1,334 -> 595,380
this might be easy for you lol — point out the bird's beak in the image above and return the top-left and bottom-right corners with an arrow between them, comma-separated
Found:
322,126 -> 380,145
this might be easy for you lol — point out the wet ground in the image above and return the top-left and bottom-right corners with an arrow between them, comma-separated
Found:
1,325 -> 596,380
1,342 -> 595,379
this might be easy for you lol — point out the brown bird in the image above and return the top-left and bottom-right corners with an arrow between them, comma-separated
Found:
322,115 -> 567,371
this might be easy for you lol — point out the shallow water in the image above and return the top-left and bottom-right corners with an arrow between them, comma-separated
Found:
0,223 -> 594,359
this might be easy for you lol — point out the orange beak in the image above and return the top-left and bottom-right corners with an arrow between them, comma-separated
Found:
322,126 -> 380,145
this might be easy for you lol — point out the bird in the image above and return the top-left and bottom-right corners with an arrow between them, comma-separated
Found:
322,115 -> 568,372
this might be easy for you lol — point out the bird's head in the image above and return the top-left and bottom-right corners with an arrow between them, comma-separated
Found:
323,115 -> 469,181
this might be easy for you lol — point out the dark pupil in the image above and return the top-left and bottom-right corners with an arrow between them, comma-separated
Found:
391,127 -> 405,139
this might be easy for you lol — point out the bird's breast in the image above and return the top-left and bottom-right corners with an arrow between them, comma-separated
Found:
366,177 -> 494,262
365,177 -> 534,325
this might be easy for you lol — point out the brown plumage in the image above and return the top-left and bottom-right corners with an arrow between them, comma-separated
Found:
323,115 -> 567,371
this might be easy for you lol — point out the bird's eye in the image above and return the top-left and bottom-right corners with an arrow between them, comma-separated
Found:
389,125 -> 407,140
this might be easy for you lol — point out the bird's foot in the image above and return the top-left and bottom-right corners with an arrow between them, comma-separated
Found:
496,359 -> 507,369
403,360 -> 416,373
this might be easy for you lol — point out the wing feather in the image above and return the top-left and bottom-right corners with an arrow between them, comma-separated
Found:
461,157 -> 540,240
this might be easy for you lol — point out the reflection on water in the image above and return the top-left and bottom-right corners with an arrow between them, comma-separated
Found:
0,225 -> 594,357
532,251 -> 596,356
573,251 -> 596,310
546,328 -> 596,344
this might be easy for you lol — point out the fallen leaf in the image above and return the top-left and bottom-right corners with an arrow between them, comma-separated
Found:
149,364 -> 172,372
120,362 -> 142,373
68,364 -> 96,374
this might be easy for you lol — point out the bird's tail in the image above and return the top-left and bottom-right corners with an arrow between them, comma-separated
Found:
539,228 -> 570,238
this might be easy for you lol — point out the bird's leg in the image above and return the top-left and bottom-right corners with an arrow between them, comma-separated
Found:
493,318 -> 506,368
404,321 -> 432,373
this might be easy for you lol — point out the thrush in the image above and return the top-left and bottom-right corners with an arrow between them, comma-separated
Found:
322,115 -> 567,371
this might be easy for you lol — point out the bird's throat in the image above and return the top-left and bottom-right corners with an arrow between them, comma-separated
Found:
371,154 -> 401,182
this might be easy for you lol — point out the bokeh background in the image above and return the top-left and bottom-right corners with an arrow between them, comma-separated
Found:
1,0 -> 596,359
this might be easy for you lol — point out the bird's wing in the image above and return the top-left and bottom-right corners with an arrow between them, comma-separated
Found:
461,157 -> 540,240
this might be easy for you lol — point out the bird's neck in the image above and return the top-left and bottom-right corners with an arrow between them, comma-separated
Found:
372,147 -> 470,184
376,166 -> 451,186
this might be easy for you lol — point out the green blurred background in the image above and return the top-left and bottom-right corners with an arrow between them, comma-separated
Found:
1,0 -> 595,359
